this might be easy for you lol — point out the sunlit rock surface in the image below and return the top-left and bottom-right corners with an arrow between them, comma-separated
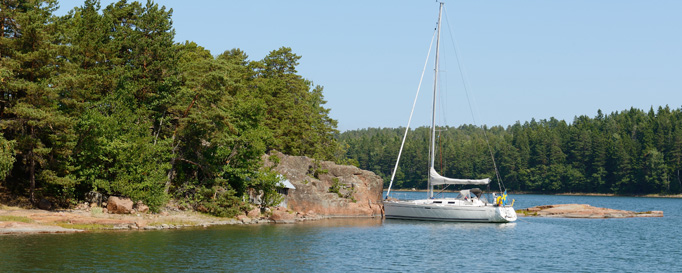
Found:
518,204 -> 663,218
263,151 -> 383,217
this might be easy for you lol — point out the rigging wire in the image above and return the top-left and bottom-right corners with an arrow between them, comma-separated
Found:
385,27 -> 438,199
443,6 -> 506,192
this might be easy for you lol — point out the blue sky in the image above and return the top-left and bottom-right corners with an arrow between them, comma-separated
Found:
55,0 -> 682,132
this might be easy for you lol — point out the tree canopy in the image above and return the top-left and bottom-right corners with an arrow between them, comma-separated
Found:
0,0 -> 341,214
339,107 -> 682,195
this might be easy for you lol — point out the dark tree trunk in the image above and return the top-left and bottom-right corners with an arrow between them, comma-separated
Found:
29,126 -> 36,203
29,150 -> 35,203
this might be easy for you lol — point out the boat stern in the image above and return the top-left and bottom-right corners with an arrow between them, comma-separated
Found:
495,206 -> 517,222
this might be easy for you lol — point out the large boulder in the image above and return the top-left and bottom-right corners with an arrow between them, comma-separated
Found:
263,151 -> 383,217
107,196 -> 134,214
134,201 -> 149,213
37,199 -> 52,210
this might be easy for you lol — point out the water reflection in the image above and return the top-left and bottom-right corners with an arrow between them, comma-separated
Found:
290,217 -> 383,228
383,218 -> 516,230
1,195 -> 680,272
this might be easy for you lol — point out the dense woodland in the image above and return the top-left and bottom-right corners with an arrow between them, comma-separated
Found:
339,107 -> 682,195
0,0 -> 341,215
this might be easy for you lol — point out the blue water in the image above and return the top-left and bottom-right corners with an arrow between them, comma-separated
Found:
1,193 -> 680,272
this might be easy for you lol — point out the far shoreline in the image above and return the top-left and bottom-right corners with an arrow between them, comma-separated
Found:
386,189 -> 682,198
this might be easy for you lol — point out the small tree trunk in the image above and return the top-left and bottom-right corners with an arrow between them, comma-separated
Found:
29,149 -> 35,203
164,156 -> 176,194
164,141 -> 182,194
677,169 -> 681,193
29,125 -> 36,203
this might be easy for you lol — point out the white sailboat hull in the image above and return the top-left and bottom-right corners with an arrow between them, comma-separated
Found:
384,199 -> 517,223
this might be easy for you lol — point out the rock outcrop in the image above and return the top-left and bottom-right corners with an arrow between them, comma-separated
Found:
246,207 -> 261,219
263,151 -> 383,217
518,204 -> 664,218
107,196 -> 134,214
269,206 -> 296,224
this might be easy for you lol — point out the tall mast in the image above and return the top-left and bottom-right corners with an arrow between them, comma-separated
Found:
428,2 -> 443,199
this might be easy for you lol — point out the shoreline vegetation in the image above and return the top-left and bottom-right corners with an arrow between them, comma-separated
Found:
388,189 -> 682,198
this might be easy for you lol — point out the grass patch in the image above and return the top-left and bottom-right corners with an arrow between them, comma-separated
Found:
635,211 -> 655,214
516,210 -> 538,216
147,219 -> 197,227
0,215 -> 34,223
54,222 -> 114,230
91,207 -> 103,216
0,205 -> 22,211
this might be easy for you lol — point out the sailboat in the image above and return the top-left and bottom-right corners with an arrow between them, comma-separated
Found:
383,2 -> 517,223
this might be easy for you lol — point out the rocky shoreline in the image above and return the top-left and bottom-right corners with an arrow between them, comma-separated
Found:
2,202 -> 665,234
0,204 -> 379,235
518,204 -> 664,218
1,152 -> 385,235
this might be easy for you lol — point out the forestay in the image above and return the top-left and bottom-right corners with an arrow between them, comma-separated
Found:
429,167 -> 490,185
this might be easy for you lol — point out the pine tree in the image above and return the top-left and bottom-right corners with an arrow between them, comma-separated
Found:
255,47 -> 340,160
0,0 -> 76,202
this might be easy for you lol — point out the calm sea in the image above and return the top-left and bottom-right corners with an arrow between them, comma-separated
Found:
1,192 -> 680,272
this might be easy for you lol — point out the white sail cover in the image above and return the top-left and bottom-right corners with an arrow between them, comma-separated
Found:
429,167 -> 490,185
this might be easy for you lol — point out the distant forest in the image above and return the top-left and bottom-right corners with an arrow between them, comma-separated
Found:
0,0 -> 342,215
339,107 -> 682,195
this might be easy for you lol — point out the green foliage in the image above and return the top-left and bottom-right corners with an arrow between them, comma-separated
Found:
269,154 -> 281,165
340,106 -> 682,195
195,186 -> 248,218
0,0 -> 76,201
308,159 -> 328,179
329,177 -> 342,197
0,0 -> 340,214
255,47 -> 342,160
329,177 -> 356,201
249,170 -> 285,208
313,168 -> 328,179
0,134 -> 15,182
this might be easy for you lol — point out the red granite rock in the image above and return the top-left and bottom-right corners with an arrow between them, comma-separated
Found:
519,204 -> 663,218
262,151 -> 383,218
107,196 -> 134,214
